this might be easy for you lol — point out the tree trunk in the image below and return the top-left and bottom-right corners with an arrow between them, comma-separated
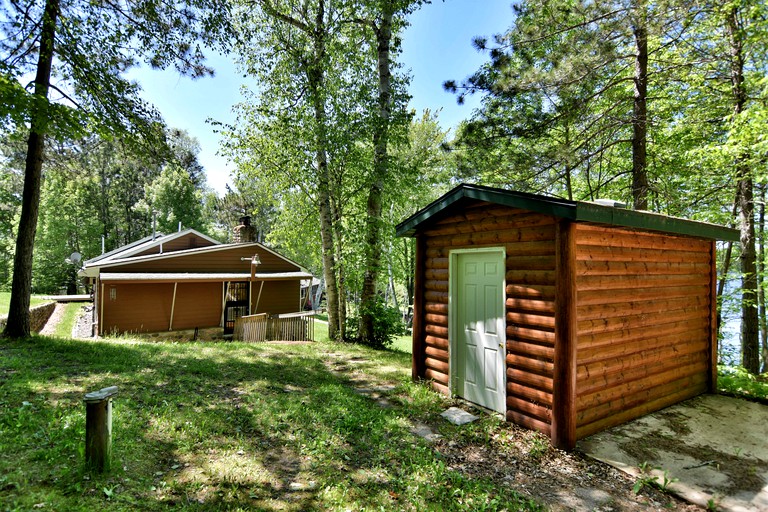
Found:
758,183 -> 767,373
737,174 -> 759,373
332,195 -> 346,339
359,6 -> 394,343
631,1 -> 649,211
726,5 -> 760,374
300,0 -> 341,340
3,0 -> 59,339
564,124 -> 573,201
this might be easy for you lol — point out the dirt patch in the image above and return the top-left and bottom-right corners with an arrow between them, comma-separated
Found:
580,394 -> 768,511
429,422 -> 698,511
620,432 -> 768,495
325,352 -> 697,511
39,302 -> 68,336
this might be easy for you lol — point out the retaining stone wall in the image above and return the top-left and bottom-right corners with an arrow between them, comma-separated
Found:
0,302 -> 56,334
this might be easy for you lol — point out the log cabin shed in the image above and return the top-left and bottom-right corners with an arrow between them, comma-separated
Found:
79,220 -> 313,336
396,184 -> 739,450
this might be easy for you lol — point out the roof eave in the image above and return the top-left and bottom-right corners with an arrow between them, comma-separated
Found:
395,184 -> 577,237
395,183 -> 740,242
574,203 -> 740,242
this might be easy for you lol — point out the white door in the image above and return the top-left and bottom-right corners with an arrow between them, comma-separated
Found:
454,250 -> 506,414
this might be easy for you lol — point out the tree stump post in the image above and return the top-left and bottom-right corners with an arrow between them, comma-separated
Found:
84,386 -> 118,472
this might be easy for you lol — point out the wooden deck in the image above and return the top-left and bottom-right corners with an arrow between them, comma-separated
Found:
42,294 -> 92,303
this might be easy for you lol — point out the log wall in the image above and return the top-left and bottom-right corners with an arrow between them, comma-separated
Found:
573,223 -> 713,439
418,202 -> 557,435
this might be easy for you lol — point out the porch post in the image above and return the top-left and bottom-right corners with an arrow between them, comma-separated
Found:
169,282 -> 178,331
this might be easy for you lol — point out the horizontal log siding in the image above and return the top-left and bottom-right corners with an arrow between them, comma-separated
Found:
421,205 -> 557,435
573,224 -> 713,439
505,233 -> 556,433
422,244 -> 449,390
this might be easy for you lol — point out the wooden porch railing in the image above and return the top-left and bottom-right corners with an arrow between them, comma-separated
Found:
233,311 -> 316,342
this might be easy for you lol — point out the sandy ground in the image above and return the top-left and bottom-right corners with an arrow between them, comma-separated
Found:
39,302 -> 68,336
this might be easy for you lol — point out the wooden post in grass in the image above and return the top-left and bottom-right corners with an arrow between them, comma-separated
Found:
84,386 -> 118,472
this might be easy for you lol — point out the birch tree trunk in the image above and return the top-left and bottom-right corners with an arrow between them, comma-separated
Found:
359,5 -> 394,343
307,2 -> 342,340
757,184 -> 767,372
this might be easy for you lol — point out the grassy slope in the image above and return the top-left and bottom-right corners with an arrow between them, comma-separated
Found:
0,335 -> 540,511
0,291 -> 50,316
52,303 -> 84,338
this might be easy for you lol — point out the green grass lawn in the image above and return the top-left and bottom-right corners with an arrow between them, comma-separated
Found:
0,335 -> 541,511
390,334 -> 412,353
0,291 -> 50,316
312,319 -> 412,354
51,302 -> 84,338
718,365 -> 768,401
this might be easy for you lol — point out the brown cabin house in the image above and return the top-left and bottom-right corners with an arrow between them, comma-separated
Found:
79,219 -> 312,336
396,184 -> 739,450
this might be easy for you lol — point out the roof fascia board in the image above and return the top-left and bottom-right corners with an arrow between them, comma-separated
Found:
115,229 -> 220,260
395,184 -> 577,237
99,271 -> 313,283
83,233 -> 165,266
94,242 -> 307,273
573,203 -> 740,241
396,184 -> 739,242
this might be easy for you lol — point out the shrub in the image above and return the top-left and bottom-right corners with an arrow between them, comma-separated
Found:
345,297 -> 405,349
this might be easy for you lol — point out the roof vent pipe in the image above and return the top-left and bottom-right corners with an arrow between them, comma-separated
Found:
593,199 -> 627,208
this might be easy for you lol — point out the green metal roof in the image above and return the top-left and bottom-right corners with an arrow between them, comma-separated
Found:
395,184 -> 740,241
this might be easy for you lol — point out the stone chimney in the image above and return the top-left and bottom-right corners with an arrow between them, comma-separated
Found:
233,216 -> 256,243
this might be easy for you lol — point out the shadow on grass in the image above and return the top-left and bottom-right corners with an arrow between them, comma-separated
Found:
0,335 -> 538,511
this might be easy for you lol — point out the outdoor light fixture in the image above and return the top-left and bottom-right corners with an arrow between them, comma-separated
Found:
240,253 -> 261,266
241,253 -> 262,281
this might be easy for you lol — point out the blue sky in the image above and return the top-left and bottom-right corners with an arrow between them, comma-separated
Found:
132,1 -> 514,194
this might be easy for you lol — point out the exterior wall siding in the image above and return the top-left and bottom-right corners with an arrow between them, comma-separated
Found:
101,282 -> 222,333
170,282 -> 223,330
133,233 -> 217,257
101,279 -> 302,335
419,202 -> 557,435
573,223 -> 713,439
102,283 -> 174,333
106,245 -> 300,274
251,280 -> 302,315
